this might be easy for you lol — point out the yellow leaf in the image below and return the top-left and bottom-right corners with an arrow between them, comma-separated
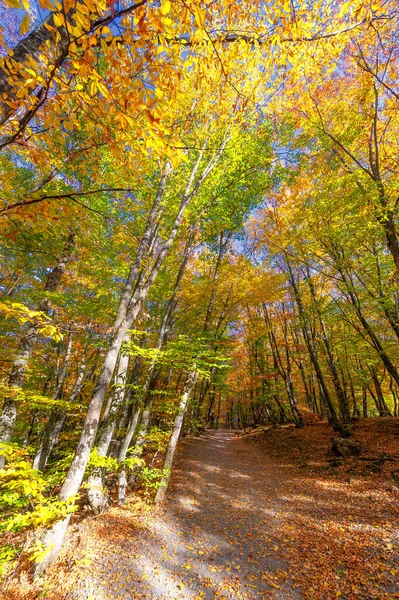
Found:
78,2 -> 90,14
97,81 -> 109,97
20,14 -> 30,35
338,1 -> 351,20
84,0 -> 96,11
53,12 -> 65,26
161,0 -> 170,15
21,0 -> 29,9
75,10 -> 87,26
3,0 -> 21,7
192,5 -> 205,29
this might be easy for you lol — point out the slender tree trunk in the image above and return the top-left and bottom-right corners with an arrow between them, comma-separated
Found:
362,388 -> 368,418
285,257 -> 341,430
23,371 -> 53,447
290,329 -> 313,412
117,404 -> 142,505
34,166 -> 171,572
370,369 -> 391,416
154,369 -> 198,504
215,393 -> 222,428
128,230 -> 195,467
339,267 -> 399,388
305,270 -> 350,422
87,339 -> 130,512
262,304 -> 302,427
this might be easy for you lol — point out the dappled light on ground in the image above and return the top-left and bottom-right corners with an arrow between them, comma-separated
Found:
5,423 -> 399,600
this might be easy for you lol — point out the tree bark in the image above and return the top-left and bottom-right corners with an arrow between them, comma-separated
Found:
87,337 -> 130,513
284,257 -> 340,429
33,331 -> 75,471
0,232 -> 75,467
0,2 -> 148,133
154,369 -> 198,504
262,304 -> 302,427
305,269 -> 350,422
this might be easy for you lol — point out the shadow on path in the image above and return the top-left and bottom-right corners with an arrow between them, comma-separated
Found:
69,430 -> 301,599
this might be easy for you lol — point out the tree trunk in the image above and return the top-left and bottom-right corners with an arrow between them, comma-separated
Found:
0,3 -> 146,133
362,388 -> 368,418
117,404 -> 142,505
285,257 -> 341,430
154,369 -> 198,504
305,270 -> 350,422
262,304 -> 302,427
87,339 -> 130,513
33,342 -> 93,472
127,230 -> 195,470
370,369 -> 391,416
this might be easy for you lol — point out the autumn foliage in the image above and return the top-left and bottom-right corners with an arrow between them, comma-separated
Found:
0,0 -> 399,595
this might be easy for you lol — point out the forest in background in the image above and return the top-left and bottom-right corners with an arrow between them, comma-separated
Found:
1,0 -> 399,581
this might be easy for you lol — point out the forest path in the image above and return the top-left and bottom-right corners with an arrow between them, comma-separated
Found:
62,425 -> 399,600
70,430 -> 301,599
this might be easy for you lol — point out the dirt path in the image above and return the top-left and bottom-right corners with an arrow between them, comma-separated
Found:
68,430 -> 300,599
60,427 -> 398,600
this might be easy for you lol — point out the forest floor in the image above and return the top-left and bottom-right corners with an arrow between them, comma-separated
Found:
3,417 -> 399,600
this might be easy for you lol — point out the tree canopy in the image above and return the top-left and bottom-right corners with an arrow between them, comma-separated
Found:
1,0 -> 399,580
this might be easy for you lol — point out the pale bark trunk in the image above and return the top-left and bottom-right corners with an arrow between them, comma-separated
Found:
203,232 -> 231,333
87,338 -> 130,512
49,165 -> 171,497
0,14 -> 69,129
117,404 -> 141,505
128,229 -> 195,468
155,369 -> 198,504
0,2 -> 147,137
